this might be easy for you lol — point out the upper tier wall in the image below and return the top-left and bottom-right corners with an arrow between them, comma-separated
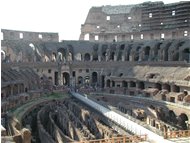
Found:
1,29 -> 59,42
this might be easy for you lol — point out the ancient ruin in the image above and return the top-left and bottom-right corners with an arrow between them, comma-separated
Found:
1,1 -> 190,143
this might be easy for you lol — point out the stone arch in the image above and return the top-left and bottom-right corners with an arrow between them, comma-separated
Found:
126,44 -> 133,61
92,72 -> 98,85
178,113 -> 189,130
106,79 -> 111,87
13,84 -> 18,95
153,42 -> 162,61
162,94 -> 166,101
62,72 -> 70,86
162,83 -> 171,92
92,52 -> 98,61
84,76 -> 90,85
172,85 -> 180,92
84,53 -> 91,61
52,52 -> 56,62
138,81 -> 145,89
112,80 -> 115,87
161,42 -> 171,61
155,83 -> 162,90
75,53 -> 82,61
130,81 -> 136,87
1,50 -> 6,61
122,81 -> 128,88
182,48 -> 190,62
57,48 -> 66,62
144,46 -> 150,61
168,110 -> 177,124
78,76 -> 83,84
134,46 -> 141,61
110,51 -> 115,61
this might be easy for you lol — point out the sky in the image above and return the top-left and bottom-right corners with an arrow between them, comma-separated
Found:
0,0 -> 186,41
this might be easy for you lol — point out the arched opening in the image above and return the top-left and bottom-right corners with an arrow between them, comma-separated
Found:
138,81 -> 145,89
84,76 -> 90,85
134,46 -> 141,61
172,51 -> 179,61
182,48 -> 190,62
62,72 -> 70,86
144,46 -> 150,61
84,53 -> 91,61
110,52 -> 115,61
92,72 -> 98,85
13,85 -> 18,95
78,76 -> 83,85
84,33 -> 89,40
1,50 -> 6,61
75,53 -> 82,61
178,113 -> 189,130
163,83 -> 171,92
57,48 -> 66,62
168,110 -> 177,124
112,81 -> 115,87
130,81 -> 136,87
155,83 -> 162,90
101,75 -> 105,88
162,94 -> 166,101
163,42 -> 171,61
92,53 -> 98,61
172,85 -> 180,92
52,52 -> 56,62
122,81 -> 128,88
106,79 -> 111,87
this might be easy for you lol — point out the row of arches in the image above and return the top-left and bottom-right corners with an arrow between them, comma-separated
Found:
2,40 -> 189,63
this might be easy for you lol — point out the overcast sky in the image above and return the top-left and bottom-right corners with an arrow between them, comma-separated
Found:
1,0 -> 186,41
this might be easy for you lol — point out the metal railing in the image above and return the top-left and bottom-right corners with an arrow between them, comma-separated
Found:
164,130 -> 190,139
73,134 -> 147,143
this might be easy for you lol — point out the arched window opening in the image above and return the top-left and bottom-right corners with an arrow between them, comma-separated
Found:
155,83 -> 162,90
172,85 -> 180,92
168,110 -> 177,124
162,94 -> 166,101
130,81 -> 136,88
92,72 -> 98,85
84,76 -> 90,85
144,46 -> 150,61
92,53 -> 98,61
178,113 -> 189,130
112,81 -> 115,87
122,81 -> 128,88
101,75 -> 105,88
84,53 -> 91,61
78,76 -> 83,85
1,50 -> 6,61
106,80 -> 111,87
138,81 -> 145,89
62,72 -> 70,86
52,52 -> 56,62
163,83 -> 171,92
84,33 -> 89,40
75,53 -> 82,61
57,48 -> 66,62
182,48 -> 190,62
110,52 -> 115,61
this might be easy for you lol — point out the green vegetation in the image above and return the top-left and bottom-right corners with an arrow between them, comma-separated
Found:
11,92 -> 69,122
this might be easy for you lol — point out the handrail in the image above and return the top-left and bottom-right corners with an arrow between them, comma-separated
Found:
164,130 -> 190,139
72,134 -> 147,143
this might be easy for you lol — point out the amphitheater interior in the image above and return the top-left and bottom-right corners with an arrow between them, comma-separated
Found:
1,1 -> 190,143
